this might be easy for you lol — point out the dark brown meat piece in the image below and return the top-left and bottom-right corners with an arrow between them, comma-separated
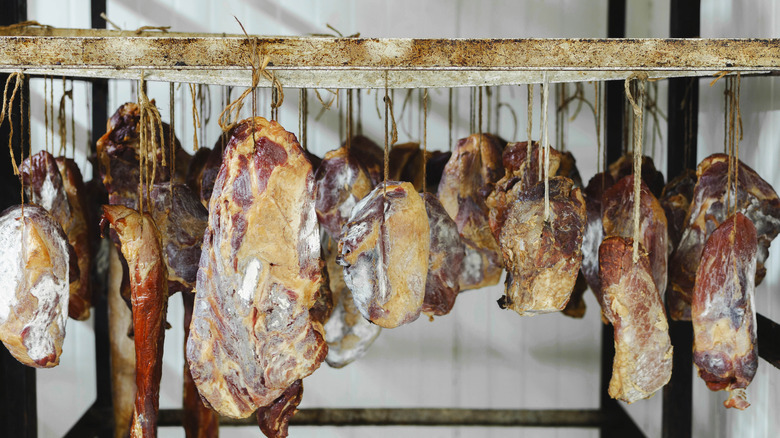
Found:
562,272 -> 588,319
256,380 -> 303,438
421,192 -> 464,317
599,236 -> 673,403
0,205 -> 70,368
147,184 -> 208,295
20,151 -> 92,320
692,212 -> 758,410
315,141 -> 382,238
338,181 -> 430,328
497,177 -> 586,316
102,205 -> 168,438
608,154 -> 665,197
660,169 -> 697,249
580,172 -> 615,312
438,133 -> 504,291
182,292 -> 219,438
185,146 -> 212,198
424,151 -> 452,192
602,175 -> 669,299
96,102 -> 190,209
669,154 -> 780,320
187,117 -> 326,418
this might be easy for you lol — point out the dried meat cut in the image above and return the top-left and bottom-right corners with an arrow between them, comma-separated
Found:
659,169 -> 696,249
338,181 -> 430,328
0,205 -> 70,368
315,138 -> 383,238
21,151 -> 93,320
421,192 -> 464,317
608,154 -> 665,197
147,184 -> 208,294
580,172 -> 615,311
256,379 -> 303,438
102,205 -> 169,438
97,102 -> 190,209
187,117 -> 326,419
602,175 -> 669,298
438,133 -> 504,291
599,236 -> 673,403
108,246 -> 136,438
669,154 -> 780,320
497,177 -> 586,316
692,212 -> 758,410
182,292 -> 219,438
322,235 -> 380,368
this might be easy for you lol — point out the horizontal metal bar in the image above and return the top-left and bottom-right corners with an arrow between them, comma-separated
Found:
758,313 -> 780,369
1,30 -> 779,87
157,408 -> 606,428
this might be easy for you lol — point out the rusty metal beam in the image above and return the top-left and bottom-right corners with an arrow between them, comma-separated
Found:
0,31 -> 778,87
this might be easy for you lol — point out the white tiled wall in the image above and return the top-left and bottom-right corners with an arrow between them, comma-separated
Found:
20,1 -> 778,437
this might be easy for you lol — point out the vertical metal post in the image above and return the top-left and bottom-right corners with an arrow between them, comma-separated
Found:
663,2 -> 699,438
0,1 -> 35,437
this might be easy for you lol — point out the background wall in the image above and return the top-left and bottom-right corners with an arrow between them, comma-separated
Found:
19,0 -> 778,437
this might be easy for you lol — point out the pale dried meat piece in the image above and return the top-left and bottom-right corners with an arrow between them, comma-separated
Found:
692,212 -> 758,410
338,181 -> 430,328
421,192 -> 464,317
182,292 -> 219,438
315,141 -> 381,238
147,184 -> 208,294
602,175 -> 669,298
187,117 -> 326,418
438,133 -> 504,290
0,205 -> 70,368
497,177 -> 586,316
669,154 -> 780,320
659,169 -> 696,249
599,236 -> 673,404
102,205 -> 168,437
256,379 -> 303,438
322,235 -> 380,368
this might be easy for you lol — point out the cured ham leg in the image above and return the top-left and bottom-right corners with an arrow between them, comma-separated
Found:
599,236 -> 673,403
693,213 -> 758,410
338,181 -> 430,328
187,117 -> 326,418
0,205 -> 70,368
102,205 -> 168,438
497,177 -> 586,316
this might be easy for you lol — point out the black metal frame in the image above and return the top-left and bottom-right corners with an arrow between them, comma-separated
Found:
2,0 -> 779,436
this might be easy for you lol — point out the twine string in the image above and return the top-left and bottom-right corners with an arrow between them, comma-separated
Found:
624,72 -> 648,262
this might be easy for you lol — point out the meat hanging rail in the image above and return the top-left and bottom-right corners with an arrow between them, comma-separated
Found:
2,0 -> 780,437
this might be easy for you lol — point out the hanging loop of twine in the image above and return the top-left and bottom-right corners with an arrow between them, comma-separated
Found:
189,84 -> 201,151
541,73 -> 551,222
137,71 -> 165,214
624,72 -> 648,262
1,72 -> 24,176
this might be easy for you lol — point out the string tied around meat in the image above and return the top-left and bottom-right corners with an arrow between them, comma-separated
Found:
624,71 -> 648,262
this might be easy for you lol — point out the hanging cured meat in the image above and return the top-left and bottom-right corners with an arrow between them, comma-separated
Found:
182,293 -> 219,438
101,205 -> 168,437
561,274 -> 588,319
421,192 -> 464,317
0,205 -> 70,368
497,176 -> 586,316
108,247 -> 136,438
315,138 -> 383,238
669,154 -> 780,320
608,154 -> 665,197
424,150 -> 452,191
146,184 -> 208,294
659,169 -> 696,249
96,102 -> 190,209
438,133 -> 504,291
21,151 -> 92,320
602,175 -> 669,298
580,172 -> 615,312
692,212 -> 758,410
599,236 -> 673,403
322,235 -> 380,368
187,117 -> 327,419
256,379 -> 303,438
338,181 -> 430,328
185,146 -> 212,202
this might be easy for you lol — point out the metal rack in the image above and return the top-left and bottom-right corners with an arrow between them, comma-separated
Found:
1,0 -> 780,437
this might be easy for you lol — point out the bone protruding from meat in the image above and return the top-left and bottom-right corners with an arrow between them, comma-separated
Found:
338,181 -> 430,328
692,212 -> 758,410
